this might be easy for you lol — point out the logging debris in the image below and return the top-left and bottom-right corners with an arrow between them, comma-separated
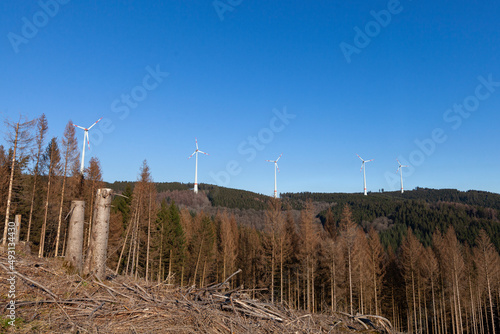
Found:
0,251 -> 395,333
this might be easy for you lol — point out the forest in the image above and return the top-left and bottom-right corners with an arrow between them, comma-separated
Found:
1,114 -> 500,333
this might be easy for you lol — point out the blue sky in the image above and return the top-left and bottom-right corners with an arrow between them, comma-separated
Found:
1,0 -> 499,196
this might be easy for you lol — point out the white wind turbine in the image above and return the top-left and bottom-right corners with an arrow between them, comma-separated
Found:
357,154 -> 374,196
73,117 -> 102,174
266,153 -> 282,199
396,159 -> 409,193
188,138 -> 209,194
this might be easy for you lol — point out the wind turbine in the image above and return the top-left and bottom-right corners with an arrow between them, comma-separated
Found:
188,138 -> 209,194
266,153 -> 282,199
73,117 -> 102,174
357,154 -> 374,196
396,159 -> 409,193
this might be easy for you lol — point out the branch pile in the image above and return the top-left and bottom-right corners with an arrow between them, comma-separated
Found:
0,252 -> 394,333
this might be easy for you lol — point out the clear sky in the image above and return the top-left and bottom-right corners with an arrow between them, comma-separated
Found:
1,0 -> 499,196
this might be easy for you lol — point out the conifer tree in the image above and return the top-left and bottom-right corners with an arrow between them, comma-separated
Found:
2,115 -> 35,245
474,229 -> 500,334
400,227 -> 423,333
26,114 -> 48,242
54,121 -> 79,256
39,138 -> 61,257
339,204 -> 357,315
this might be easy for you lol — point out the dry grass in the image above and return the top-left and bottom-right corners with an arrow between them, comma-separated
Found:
1,249 -> 392,333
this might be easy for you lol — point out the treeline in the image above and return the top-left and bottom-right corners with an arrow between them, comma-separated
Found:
0,114 -> 104,256
283,188 -> 500,210
108,182 -> 276,211
316,198 -> 500,253
108,168 -> 500,333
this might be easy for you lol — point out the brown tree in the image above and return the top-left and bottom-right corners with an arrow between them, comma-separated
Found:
39,138 -> 61,257
474,229 -> 500,334
400,228 -> 423,333
339,204 -> 357,315
26,114 -> 48,242
54,121 -> 79,256
299,199 -> 319,312
2,115 -> 35,246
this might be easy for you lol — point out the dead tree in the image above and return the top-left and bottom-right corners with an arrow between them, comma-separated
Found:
65,200 -> 85,273
2,115 -> 35,246
84,188 -> 112,280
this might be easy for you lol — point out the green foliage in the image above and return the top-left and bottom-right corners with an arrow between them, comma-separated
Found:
311,190 -> 500,251
111,183 -> 133,227
157,201 -> 185,273
202,185 -> 270,210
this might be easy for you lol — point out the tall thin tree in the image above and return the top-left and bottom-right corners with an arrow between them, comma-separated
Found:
54,121 -> 79,256
26,114 -> 48,242
2,115 -> 35,246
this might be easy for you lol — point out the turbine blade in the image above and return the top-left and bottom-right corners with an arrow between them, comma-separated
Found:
88,117 -> 103,130
357,154 -> 364,161
73,124 -> 86,130
86,131 -> 90,150
198,150 -> 209,156
276,163 -> 280,173
188,151 -> 196,159
366,159 -> 374,162
265,160 -> 274,163
360,163 -> 364,172
276,153 -> 283,162
195,138 -> 199,150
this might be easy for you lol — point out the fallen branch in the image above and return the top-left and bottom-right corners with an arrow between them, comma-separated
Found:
0,262 -> 58,299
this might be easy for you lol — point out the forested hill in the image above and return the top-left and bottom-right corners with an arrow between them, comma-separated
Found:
106,181 -> 500,251
282,188 -> 500,210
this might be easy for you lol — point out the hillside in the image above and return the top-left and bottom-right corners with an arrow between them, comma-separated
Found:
107,181 -> 500,251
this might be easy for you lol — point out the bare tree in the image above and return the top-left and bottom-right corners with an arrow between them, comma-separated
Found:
367,227 -> 384,315
54,121 -> 79,256
474,229 -> 500,334
2,115 -> 35,246
339,204 -> 357,316
39,137 -> 61,257
26,114 -> 48,242
400,227 -> 423,333
299,199 -> 318,312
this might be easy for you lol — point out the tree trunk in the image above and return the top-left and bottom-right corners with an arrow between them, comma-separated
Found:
55,170 -> 68,256
2,123 -> 19,247
145,190 -> 151,282
115,219 -> 133,275
14,215 -> 21,244
65,201 -> 85,273
26,171 -> 39,242
39,160 -> 54,258
486,271 -> 495,334
83,189 -> 112,280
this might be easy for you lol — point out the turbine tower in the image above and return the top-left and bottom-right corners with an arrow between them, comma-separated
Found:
266,153 -> 282,198
397,159 -> 409,193
357,154 -> 374,196
188,138 -> 209,194
73,117 -> 102,174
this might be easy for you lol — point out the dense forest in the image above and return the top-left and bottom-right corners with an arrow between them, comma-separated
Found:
1,114 -> 500,333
